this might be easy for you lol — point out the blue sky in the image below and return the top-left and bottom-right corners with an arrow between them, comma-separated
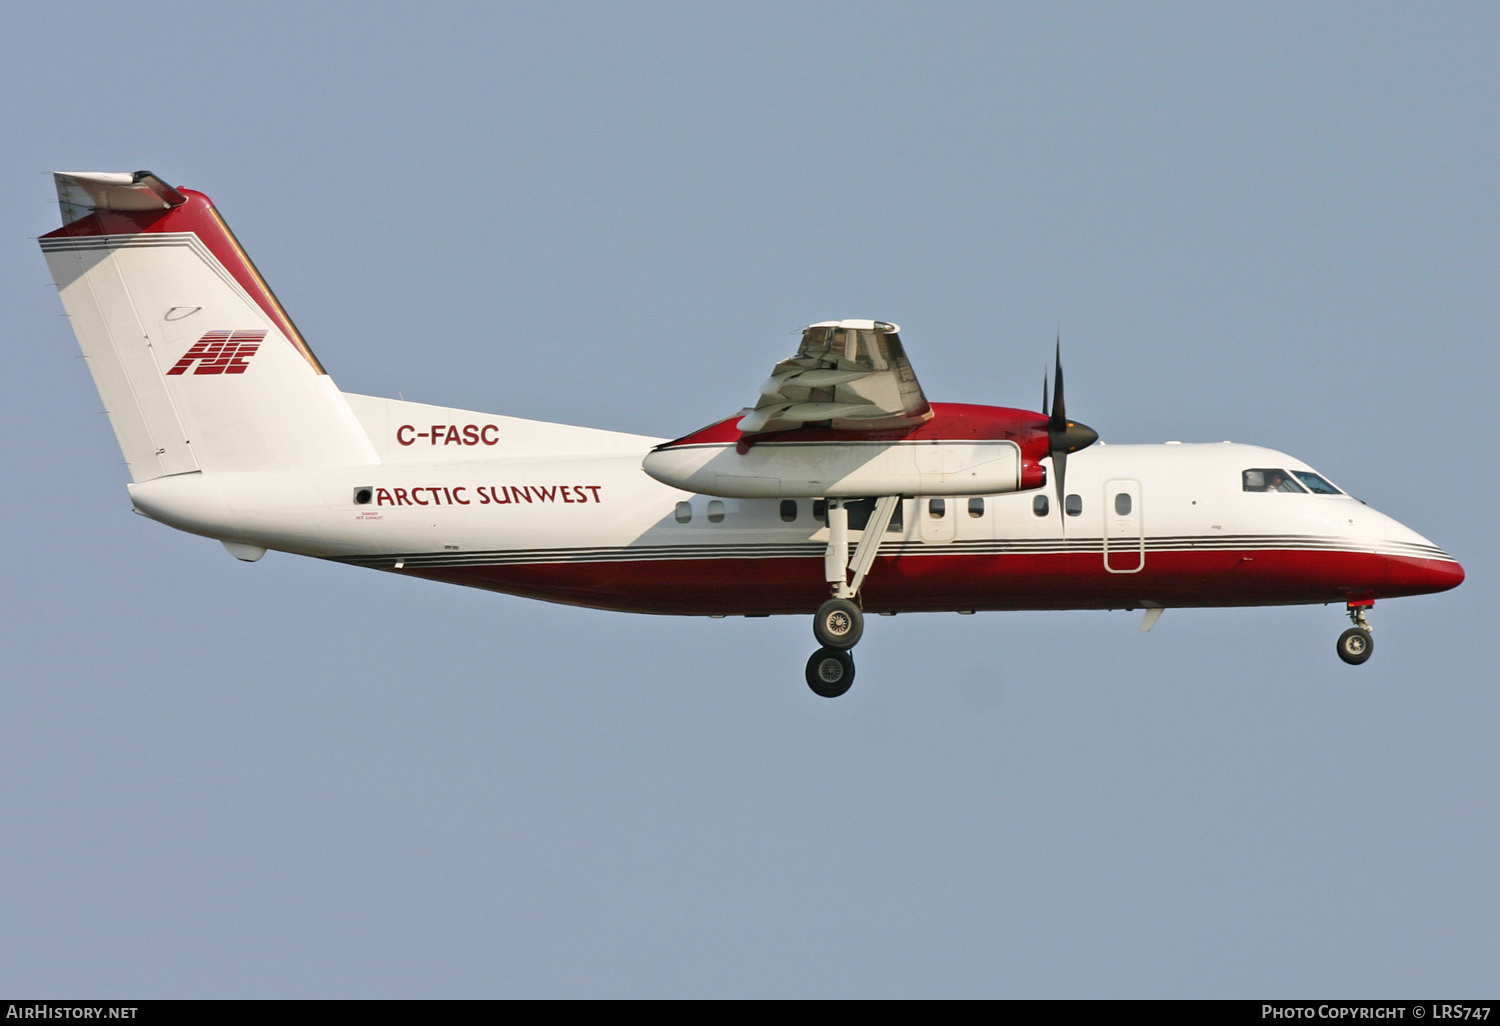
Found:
2,2 -> 1496,997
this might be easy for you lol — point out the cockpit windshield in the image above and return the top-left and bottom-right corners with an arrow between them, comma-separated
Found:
1243,468 -> 1344,495
1291,470 -> 1343,495
1243,468 -> 1306,493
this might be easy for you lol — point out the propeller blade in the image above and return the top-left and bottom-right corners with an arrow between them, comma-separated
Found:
1049,336 -> 1067,436
1043,336 -> 1098,533
1053,449 -> 1068,530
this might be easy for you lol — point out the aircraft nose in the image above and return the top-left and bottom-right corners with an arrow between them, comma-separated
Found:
1392,554 -> 1465,594
1381,514 -> 1465,596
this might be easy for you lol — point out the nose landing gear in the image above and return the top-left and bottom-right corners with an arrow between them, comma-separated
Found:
1337,601 -> 1374,666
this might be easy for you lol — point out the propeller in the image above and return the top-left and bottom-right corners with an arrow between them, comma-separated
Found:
1043,336 -> 1099,529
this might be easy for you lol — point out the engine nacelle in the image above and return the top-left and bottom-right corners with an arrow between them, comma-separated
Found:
644,403 -> 1050,499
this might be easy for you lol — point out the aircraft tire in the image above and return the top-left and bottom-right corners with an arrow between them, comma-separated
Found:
1336,627 -> 1374,666
806,647 -> 855,698
813,598 -> 863,650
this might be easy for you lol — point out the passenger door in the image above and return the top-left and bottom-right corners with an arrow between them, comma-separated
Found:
1103,479 -> 1144,573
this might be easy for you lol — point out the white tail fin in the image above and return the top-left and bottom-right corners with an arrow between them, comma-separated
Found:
40,171 -> 376,481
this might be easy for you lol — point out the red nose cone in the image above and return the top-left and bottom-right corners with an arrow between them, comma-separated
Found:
1387,555 -> 1465,597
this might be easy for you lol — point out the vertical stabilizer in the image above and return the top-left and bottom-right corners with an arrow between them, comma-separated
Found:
40,171 -> 377,481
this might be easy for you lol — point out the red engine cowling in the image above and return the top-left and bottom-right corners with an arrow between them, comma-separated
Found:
642,402 -> 1055,499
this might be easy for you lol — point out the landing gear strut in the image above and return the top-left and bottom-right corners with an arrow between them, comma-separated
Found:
803,496 -> 899,697
1337,601 -> 1374,666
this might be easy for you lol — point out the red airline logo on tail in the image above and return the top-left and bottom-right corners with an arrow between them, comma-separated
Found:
166,330 -> 267,375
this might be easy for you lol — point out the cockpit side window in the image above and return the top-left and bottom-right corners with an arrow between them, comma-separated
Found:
1243,468 -> 1307,493
1291,471 -> 1343,495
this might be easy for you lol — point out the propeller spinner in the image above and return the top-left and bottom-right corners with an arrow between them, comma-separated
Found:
1043,338 -> 1098,526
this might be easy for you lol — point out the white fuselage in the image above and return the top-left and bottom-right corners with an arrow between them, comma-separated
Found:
125,397 -> 1459,617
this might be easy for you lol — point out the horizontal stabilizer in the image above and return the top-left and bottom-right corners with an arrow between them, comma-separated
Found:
55,171 -> 187,224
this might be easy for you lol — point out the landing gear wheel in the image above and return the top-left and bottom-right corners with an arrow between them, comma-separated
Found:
805,647 -> 855,698
813,597 -> 864,650
1337,627 -> 1374,666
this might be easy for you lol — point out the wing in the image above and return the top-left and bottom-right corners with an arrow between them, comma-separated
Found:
737,320 -> 933,434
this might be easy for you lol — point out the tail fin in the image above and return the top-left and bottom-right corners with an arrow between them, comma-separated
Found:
40,171 -> 376,481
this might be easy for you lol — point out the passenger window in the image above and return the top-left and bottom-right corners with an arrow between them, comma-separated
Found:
968,498 -> 984,518
1114,492 -> 1132,516
928,498 -> 946,519
1033,494 -> 1049,517
707,500 -> 725,523
674,501 -> 692,524
1065,494 -> 1083,517
780,499 -> 798,522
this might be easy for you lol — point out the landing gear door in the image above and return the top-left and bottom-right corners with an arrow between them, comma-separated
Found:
1103,479 -> 1143,573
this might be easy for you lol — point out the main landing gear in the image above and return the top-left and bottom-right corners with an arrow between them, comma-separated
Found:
1337,600 -> 1375,666
806,647 -> 856,698
813,597 -> 863,649
802,496 -> 899,697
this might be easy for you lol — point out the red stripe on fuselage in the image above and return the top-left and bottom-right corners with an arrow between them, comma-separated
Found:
377,548 -> 1464,616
